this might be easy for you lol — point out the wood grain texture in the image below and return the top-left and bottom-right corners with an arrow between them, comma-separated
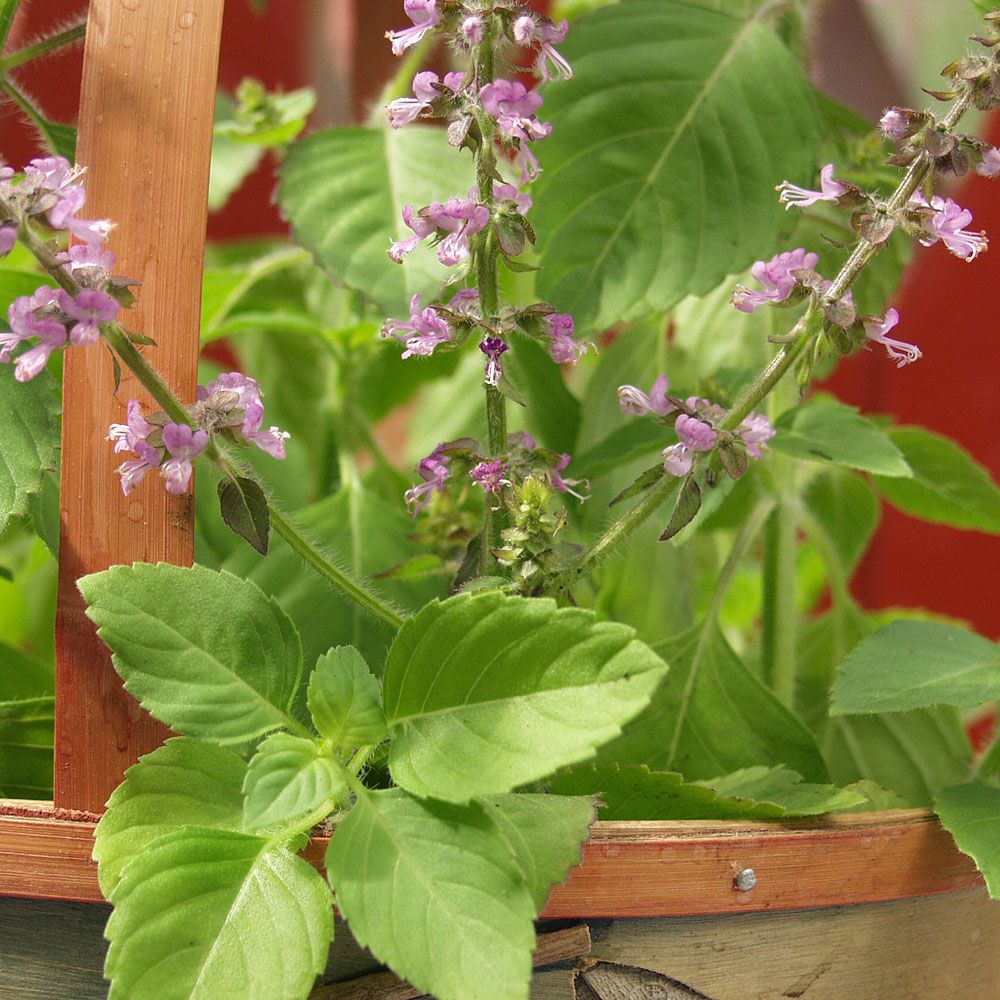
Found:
55,0 -> 225,812
1,803 -> 982,916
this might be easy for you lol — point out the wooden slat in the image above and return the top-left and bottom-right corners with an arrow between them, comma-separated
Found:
0,804 -> 981,915
55,0 -> 225,812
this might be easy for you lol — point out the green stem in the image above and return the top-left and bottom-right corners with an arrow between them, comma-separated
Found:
974,725 -> 1000,782
761,496 -> 799,706
0,0 -> 21,51
0,20 -> 85,73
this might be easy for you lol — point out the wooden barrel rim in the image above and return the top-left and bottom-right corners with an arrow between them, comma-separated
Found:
0,801 -> 981,915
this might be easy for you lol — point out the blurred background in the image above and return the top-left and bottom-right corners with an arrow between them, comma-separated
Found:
2,0 -> 998,639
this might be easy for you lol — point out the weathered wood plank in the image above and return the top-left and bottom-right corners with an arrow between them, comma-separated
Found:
55,0 -> 224,813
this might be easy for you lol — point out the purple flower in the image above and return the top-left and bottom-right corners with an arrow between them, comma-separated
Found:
447,288 -> 481,317
661,413 -> 719,478
977,147 -> 1000,178
777,164 -> 846,210
0,225 -> 15,258
386,71 -> 443,128
199,371 -> 290,458
471,459 -> 511,494
492,182 -> 532,215
914,194 -> 989,261
160,423 -> 209,495
731,248 -> 820,313
108,399 -> 155,455
57,288 -> 119,346
116,440 -> 163,496
59,243 -> 117,280
3,287 -> 67,380
479,337 -> 509,386
461,15 -> 484,45
513,15 -> 536,45
545,313 -> 591,364
404,445 -> 450,515
535,20 -> 573,82
108,400 -> 162,495
739,413 -> 776,458
879,108 -> 909,141
25,156 -> 113,246
12,323 -> 66,382
386,0 -> 441,55
383,294 -> 453,358
550,453 -> 587,501
388,198 -> 490,266
862,308 -> 922,368
479,80 -> 552,182
617,374 -> 675,417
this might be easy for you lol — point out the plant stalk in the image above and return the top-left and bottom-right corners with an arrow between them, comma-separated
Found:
0,20 -> 85,73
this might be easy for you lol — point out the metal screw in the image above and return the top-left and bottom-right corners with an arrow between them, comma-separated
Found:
734,868 -> 757,892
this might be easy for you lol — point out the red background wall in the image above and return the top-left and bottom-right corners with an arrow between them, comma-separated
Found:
2,0 -> 998,637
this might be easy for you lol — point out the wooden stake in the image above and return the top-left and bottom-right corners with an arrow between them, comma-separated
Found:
54,0 -> 224,812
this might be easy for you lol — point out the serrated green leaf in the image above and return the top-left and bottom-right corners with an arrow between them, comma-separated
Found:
307,646 -> 386,748
242,731 -> 346,836
80,563 -> 308,744
93,738 -> 247,897
547,763 -> 862,819
105,827 -> 333,1000
0,366 -> 60,535
660,477 -> 702,540
327,788 -> 536,1000
278,126 -> 475,316
383,591 -> 669,802
771,399 -> 912,477
873,427 -> 1000,534
598,620 -> 828,781
480,793 -> 596,910
218,475 -> 271,554
936,783 -> 1000,898
0,695 -> 53,799
831,620 -> 1000,715
533,0 -> 819,331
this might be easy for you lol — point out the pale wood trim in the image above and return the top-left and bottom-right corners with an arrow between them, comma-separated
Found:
55,0 -> 225,812
0,802 -> 981,915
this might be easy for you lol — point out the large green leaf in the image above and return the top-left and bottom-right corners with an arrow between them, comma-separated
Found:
505,338 -> 582,455
770,399 -> 912,477
479,793 -> 596,910
0,366 -> 60,535
307,646 -> 386,748
936,783 -> 1000,899
597,620 -> 828,781
327,789 -> 536,1000
0,695 -> 53,799
533,0 -> 819,331
383,591 -> 669,802
0,639 -> 54,700
831,620 -> 1000,715
80,563 -> 308,744
873,427 -> 1000,534
278,126 -> 475,316
547,763 -> 862,819
105,827 -> 333,1000
801,468 -> 880,579
93,738 -> 247,897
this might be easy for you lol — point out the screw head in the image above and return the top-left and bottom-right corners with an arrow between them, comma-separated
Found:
735,868 -> 757,892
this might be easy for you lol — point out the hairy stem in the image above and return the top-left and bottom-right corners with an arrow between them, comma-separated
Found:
0,19 -> 85,73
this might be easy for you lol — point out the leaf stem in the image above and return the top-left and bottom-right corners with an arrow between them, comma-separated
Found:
974,727 -> 1000,783
0,19 -> 85,73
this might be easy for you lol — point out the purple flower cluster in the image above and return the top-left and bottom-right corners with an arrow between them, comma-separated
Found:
386,71 -> 466,129
512,14 -> 572,82
386,0 -> 441,55
389,198 -> 491,267
911,193 -> 989,261
480,79 -> 552,183
731,248 -> 819,314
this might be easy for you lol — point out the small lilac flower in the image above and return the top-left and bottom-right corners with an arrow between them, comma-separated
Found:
404,445 -> 450,515
915,194 -> 989,261
545,313 -> 591,364
0,224 -> 15,258
389,198 -> 490,266
116,440 -> 163,496
492,182 -> 532,215
731,248 -> 820,313
977,147 -> 1000,178
862,308 -> 922,368
388,204 -> 437,262
777,164 -> 847,210
200,370 -> 263,410
25,156 -> 113,246
13,322 -> 66,382
383,295 -> 453,358
199,371 -> 290,458
386,0 -> 441,56
879,108 -> 910,141
513,14 -> 536,45
550,453 -> 587,501
471,459 -> 511,494
535,19 -> 573,82
3,287 -> 66,379
108,399 -> 155,455
386,71 -> 443,128
661,414 -> 717,478
59,243 -> 117,279
479,337 -> 509,386
739,413 -> 776,458
447,288 -> 480,317
617,374 -> 675,417
661,444 -> 695,477
57,288 -> 119,346
160,423 -> 209,495
461,15 -> 484,45
479,80 -> 552,183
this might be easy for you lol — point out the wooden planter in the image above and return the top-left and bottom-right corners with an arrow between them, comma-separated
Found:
0,3 -> 996,1000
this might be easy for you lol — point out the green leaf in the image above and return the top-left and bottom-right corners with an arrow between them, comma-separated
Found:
575,421 -> 666,478
547,763 -> 862,820
93,738 -> 247,897
873,427 -> 1000,534
327,789 -> 536,1000
0,268 -> 47,316
533,0 -> 819,330
0,695 -> 53,799
278,126 -> 475,316
479,793 -> 596,910
659,477 -> 701,541
307,646 -> 386,748
209,131 -> 263,211
218,475 -> 271,554
831,620 -> 1000,715
242,732 -> 347,836
383,591 -> 669,802
802,468 -> 880,578
936,783 -> 1000,898
105,828 -> 333,1000
0,638 -> 54,700
770,399 -> 912,477
0,0 -> 20,49
0,366 -> 60,536
597,620 -> 828,781
504,338 -> 582,454
80,563 -> 308,744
